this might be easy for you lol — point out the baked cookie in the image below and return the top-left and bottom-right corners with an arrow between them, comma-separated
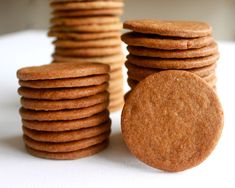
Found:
121,71 -> 223,172
17,62 -> 110,81
20,91 -> 109,111
123,19 -> 212,38
19,75 -> 109,88
19,102 -> 108,121
22,110 -> 109,132
121,32 -> 214,50
127,42 -> 218,58
18,83 -> 108,100
25,140 -> 109,160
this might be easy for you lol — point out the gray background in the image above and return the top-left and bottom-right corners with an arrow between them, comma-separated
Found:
0,0 -> 234,40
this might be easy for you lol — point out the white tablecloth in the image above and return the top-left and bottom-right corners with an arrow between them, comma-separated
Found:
0,31 -> 234,188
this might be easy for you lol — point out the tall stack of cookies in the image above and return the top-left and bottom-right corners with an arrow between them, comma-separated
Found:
121,20 -> 219,94
17,63 -> 111,160
48,0 -> 125,112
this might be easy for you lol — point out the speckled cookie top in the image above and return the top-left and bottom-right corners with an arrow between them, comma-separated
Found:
121,70 -> 223,172
123,19 -> 212,38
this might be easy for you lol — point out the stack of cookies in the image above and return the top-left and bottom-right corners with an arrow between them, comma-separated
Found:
17,63 -> 111,160
48,0 -> 125,112
121,20 -> 219,94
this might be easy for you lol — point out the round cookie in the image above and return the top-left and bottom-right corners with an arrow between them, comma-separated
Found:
126,61 -> 216,79
54,46 -> 121,57
121,71 -> 223,172
18,83 -> 108,100
50,1 -> 124,10
108,77 -> 123,91
127,42 -> 218,59
52,8 -> 123,17
23,120 -> 111,142
109,103 -> 123,112
50,22 -> 122,33
25,140 -> 109,160
123,19 -> 212,38
109,89 -> 124,100
19,74 -> 109,88
121,32 -> 214,50
127,54 -> 219,69
22,110 -> 109,132
20,91 -> 109,111
48,31 -> 121,40
52,53 -> 125,64
53,38 -> 121,48
24,132 -> 110,153
50,16 -> 120,26
19,102 -> 108,121
17,62 -> 110,81
110,68 -> 123,80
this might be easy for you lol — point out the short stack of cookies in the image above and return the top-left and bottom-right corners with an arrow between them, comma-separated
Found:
48,0 -> 125,112
121,19 -> 219,94
17,63 -> 111,160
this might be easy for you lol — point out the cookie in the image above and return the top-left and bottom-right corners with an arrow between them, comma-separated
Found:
127,53 -> 219,69
23,120 -> 111,142
50,16 -> 120,26
127,42 -> 218,59
127,78 -> 138,89
24,131 -> 110,153
19,74 -> 109,88
18,83 -> 108,100
108,77 -> 123,91
52,53 -> 125,64
22,110 -> 109,132
123,19 -> 212,38
17,62 -> 110,81
19,102 -> 108,121
20,91 -> 109,111
126,61 -> 216,79
50,22 -> 122,33
25,140 -> 109,160
48,31 -> 121,40
110,68 -> 123,80
52,8 -> 123,17
110,89 -> 124,100
50,1 -> 124,10
54,45 -> 121,57
121,32 -> 214,50
109,102 -> 123,112
53,37 -> 121,48
121,71 -> 223,172
23,131 -> 110,152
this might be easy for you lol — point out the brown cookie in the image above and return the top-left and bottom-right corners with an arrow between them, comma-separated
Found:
127,54 -> 219,69
52,8 -> 123,17
123,19 -> 212,38
109,96 -> 123,107
108,77 -> 123,91
121,32 -> 214,50
21,91 -> 109,111
17,62 -> 110,81
110,68 -> 123,80
52,53 -> 125,64
25,140 -> 109,160
54,46 -> 121,57
50,22 -> 122,33
23,120 -> 111,142
53,37 -> 121,48
121,71 -> 223,172
126,61 -> 216,79
19,74 -> 109,89
48,31 -> 121,40
22,110 -> 109,132
110,89 -> 124,100
23,131 -> 110,152
19,102 -> 108,121
127,42 -> 218,59
50,1 -> 124,10
50,16 -> 120,26
18,83 -> 108,100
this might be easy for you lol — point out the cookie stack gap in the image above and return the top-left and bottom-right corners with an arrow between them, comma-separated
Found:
17,63 -> 111,160
48,0 -> 125,112
121,19 -> 219,95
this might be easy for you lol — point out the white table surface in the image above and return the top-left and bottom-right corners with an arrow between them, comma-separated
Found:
0,30 -> 235,188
